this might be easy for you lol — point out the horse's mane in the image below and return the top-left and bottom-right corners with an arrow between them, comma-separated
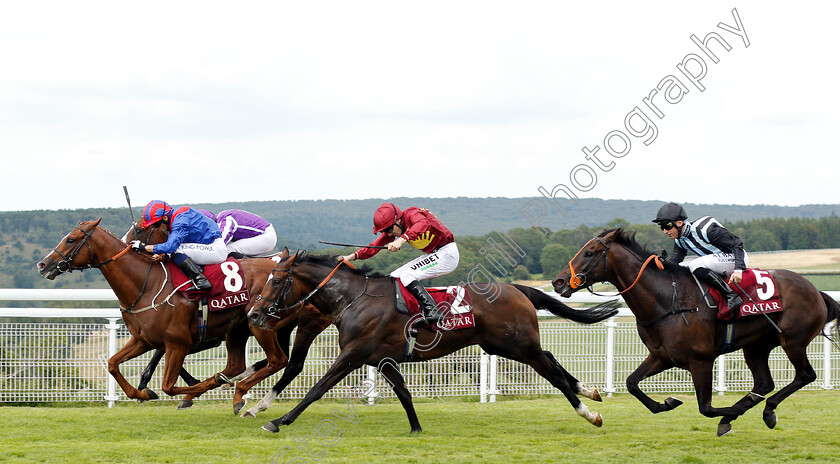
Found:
296,253 -> 390,279
600,228 -> 688,275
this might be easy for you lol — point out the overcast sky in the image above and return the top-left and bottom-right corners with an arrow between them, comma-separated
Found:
1,1 -> 837,213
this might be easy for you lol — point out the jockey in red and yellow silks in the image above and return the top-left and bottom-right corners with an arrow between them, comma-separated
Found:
341,203 -> 459,324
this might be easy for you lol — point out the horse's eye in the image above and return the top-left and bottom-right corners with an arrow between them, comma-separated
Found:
584,251 -> 594,257
67,238 -> 76,244
273,278 -> 282,285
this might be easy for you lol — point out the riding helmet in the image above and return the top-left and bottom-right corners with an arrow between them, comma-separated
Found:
373,203 -> 402,234
652,202 -> 688,224
142,200 -> 173,228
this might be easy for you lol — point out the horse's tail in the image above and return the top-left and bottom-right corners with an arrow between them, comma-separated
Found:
510,284 -> 619,324
819,291 -> 840,343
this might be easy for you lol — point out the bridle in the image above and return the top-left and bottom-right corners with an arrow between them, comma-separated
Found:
254,254 -> 356,319
568,236 -> 611,290
567,235 -> 664,296
52,225 -> 132,274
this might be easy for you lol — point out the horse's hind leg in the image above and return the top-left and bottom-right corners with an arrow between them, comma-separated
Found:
763,344 -> 817,430
717,344 -> 776,437
137,349 -> 164,393
543,350 -> 601,401
627,353 -> 683,413
501,345 -> 601,426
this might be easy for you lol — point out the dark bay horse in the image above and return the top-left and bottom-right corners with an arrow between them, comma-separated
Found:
120,221 -> 332,412
552,228 -> 840,436
37,219 -> 328,414
246,252 -> 619,433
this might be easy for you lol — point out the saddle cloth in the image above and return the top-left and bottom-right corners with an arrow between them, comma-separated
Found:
395,280 -> 476,331
710,269 -> 782,321
166,257 -> 250,311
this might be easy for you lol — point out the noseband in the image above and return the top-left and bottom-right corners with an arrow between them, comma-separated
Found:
568,237 -> 610,290
52,225 -> 133,274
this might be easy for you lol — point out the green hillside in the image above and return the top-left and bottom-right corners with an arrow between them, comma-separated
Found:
3,197 -> 839,292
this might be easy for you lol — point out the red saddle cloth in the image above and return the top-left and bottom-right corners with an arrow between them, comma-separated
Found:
166,257 -> 250,311
710,269 -> 782,321
398,282 -> 476,331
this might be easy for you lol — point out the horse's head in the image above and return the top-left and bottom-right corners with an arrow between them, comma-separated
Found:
552,230 -> 617,298
37,218 -> 104,280
246,248 -> 304,329
122,218 -> 169,245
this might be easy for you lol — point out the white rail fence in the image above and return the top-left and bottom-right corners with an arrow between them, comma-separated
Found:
1,289 -> 839,407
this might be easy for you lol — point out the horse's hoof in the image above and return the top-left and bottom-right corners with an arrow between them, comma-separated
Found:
665,397 -> 683,410
144,388 -> 159,401
233,401 -> 245,416
410,428 -> 423,434
592,413 -> 603,427
262,422 -> 280,433
177,399 -> 193,410
763,410 -> 777,429
717,423 -> 732,437
590,388 -> 602,402
241,410 -> 256,419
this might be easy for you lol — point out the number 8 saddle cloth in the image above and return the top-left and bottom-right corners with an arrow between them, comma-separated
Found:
166,257 -> 250,311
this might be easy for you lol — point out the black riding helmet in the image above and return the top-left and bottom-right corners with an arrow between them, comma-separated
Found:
653,203 -> 687,237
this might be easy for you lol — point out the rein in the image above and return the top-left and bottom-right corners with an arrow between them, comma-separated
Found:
568,236 -> 664,296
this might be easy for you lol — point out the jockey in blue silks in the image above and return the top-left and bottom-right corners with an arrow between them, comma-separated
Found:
131,200 -> 227,291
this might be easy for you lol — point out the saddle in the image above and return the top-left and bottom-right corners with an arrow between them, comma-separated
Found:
166,257 -> 251,311
393,279 -> 476,331
708,269 -> 782,321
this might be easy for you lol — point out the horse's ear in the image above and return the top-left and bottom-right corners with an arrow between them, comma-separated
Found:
280,247 -> 290,258
299,250 -> 307,259
86,218 -> 103,228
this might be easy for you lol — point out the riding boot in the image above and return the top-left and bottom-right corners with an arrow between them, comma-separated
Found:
178,257 -> 212,291
405,281 -> 441,324
702,270 -> 743,312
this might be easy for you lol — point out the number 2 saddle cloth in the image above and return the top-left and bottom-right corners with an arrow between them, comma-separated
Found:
709,268 -> 783,321
394,280 -> 476,331
166,257 -> 250,311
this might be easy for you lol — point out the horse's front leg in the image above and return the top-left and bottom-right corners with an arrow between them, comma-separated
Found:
233,327 -> 288,415
243,315 -> 330,418
262,350 -> 366,433
108,336 -> 157,401
627,353 -> 683,413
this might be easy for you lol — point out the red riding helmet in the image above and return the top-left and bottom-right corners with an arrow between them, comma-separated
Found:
142,200 -> 173,228
372,203 -> 402,234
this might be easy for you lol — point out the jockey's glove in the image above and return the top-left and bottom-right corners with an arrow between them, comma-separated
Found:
130,240 -> 147,251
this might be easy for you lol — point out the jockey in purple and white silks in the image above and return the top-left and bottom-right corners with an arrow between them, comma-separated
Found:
215,209 -> 277,257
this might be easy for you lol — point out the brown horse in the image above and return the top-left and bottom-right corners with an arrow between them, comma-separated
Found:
36,218 -> 328,414
120,220 -> 332,412
552,228 -> 840,436
246,251 -> 619,433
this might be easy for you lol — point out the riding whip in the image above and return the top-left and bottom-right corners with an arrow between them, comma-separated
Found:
123,186 -> 136,224
318,240 -> 388,249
